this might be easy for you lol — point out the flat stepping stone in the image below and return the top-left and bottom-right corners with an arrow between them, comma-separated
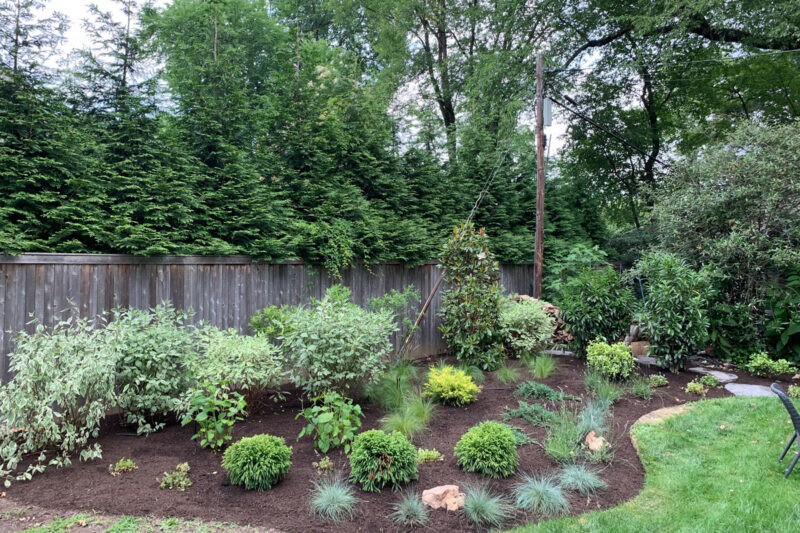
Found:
635,355 -> 658,366
724,383 -> 774,397
688,367 -> 738,384
544,349 -> 574,357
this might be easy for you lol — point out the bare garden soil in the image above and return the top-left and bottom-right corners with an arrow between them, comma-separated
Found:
3,355 -> 782,532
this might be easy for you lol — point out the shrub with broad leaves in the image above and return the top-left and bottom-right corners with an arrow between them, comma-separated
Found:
281,285 -> 396,397
560,267 -> 635,356
105,304 -> 196,434
439,223 -> 505,370
296,391 -> 363,453
0,317 -> 117,488
586,340 -> 635,380
499,298 -> 555,358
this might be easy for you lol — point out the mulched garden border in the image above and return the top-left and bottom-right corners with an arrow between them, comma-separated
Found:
4,355 -> 788,533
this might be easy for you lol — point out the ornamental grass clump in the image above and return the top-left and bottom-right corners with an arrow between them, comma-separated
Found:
586,340 -> 635,380
423,365 -> 481,406
222,434 -> 292,491
512,474 -> 569,516
309,477 -> 359,523
559,464 -> 606,496
462,484 -> 513,527
389,492 -> 430,528
349,430 -> 418,492
379,394 -> 435,442
454,421 -> 519,478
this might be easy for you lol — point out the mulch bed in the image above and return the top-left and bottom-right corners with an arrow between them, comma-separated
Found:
3,355 -> 787,532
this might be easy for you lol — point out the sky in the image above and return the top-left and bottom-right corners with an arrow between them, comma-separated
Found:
54,0 -> 567,155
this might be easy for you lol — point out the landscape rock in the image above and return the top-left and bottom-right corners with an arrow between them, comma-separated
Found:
635,355 -> 658,366
724,383 -> 775,397
630,341 -> 650,358
421,485 -> 465,511
687,367 -> 738,384
585,431 -> 609,452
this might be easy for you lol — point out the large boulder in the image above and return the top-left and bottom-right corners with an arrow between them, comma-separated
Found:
421,484 -> 466,511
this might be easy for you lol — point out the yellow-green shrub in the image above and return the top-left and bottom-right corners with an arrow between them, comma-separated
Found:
586,340 -> 635,380
423,365 -> 481,406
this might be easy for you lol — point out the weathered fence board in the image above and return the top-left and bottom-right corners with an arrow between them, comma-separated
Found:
0,254 -> 535,381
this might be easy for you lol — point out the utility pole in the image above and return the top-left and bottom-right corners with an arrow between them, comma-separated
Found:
533,52 -> 545,299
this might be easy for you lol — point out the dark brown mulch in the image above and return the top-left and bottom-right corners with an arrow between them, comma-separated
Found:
6,355 -> 783,533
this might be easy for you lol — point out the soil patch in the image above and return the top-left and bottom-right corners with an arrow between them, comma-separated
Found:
4,356 -> 781,532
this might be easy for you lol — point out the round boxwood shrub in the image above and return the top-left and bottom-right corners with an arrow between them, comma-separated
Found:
454,421 -> 519,478
222,434 -> 292,491
586,340 -> 635,380
349,430 -> 418,492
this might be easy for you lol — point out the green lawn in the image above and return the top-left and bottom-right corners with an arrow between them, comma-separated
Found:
511,396 -> 800,533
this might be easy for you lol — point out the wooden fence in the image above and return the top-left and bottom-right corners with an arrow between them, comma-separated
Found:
0,254 -> 536,382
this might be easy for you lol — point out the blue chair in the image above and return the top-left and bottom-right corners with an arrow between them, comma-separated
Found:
771,383 -> 800,478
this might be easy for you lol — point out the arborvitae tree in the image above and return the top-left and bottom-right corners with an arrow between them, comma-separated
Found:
0,0 -> 110,252
72,0 -> 199,254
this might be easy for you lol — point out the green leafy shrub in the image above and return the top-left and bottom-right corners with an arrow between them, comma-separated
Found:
454,421 -> 519,479
281,285 -> 396,397
654,122 -> 800,360
633,252 -> 711,372
559,464 -> 606,496
309,477 -> 359,523
500,299 -> 555,358
528,353 -> 557,379
560,267 -> 635,356
349,430 -> 418,492
787,385 -> 800,398
105,304 -> 195,434
512,474 -> 569,516
586,340 -> 635,380
189,327 -> 285,404
545,243 -> 610,302
297,391 -> 364,454
416,448 -> 444,464
504,401 -> 558,426
222,435 -> 292,491
649,375 -> 669,388
389,492 -> 429,528
367,286 -> 421,359
744,352 -> 797,377
180,381 -> 247,450
439,223 -> 505,370
515,381 -> 575,402
462,484 -> 512,527
423,365 -> 481,406
379,395 -> 434,442
249,304 -> 295,339
699,375 -> 722,388
684,380 -> 708,396
159,463 -> 192,491
0,317 -> 117,487
109,458 -> 137,476
765,270 -> 800,361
